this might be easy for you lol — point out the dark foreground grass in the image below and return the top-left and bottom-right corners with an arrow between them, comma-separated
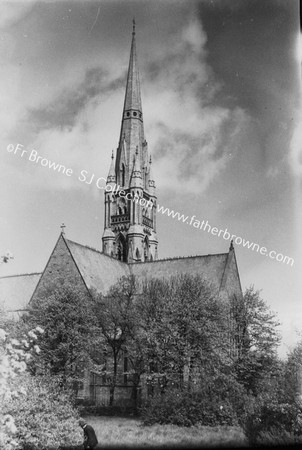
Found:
83,415 -> 247,448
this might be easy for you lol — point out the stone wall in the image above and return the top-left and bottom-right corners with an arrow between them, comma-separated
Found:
31,235 -> 89,302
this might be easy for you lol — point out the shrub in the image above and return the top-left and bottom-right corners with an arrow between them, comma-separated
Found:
140,388 -> 238,427
4,374 -> 82,450
243,400 -> 302,446
0,326 -> 44,449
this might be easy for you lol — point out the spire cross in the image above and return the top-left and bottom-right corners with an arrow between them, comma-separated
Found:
60,223 -> 66,235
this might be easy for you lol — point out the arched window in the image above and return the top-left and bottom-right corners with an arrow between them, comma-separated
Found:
147,201 -> 153,219
116,234 -> 127,262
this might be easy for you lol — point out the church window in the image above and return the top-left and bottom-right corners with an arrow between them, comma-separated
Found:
133,111 -> 137,117
126,112 -> 130,117
116,234 -> 127,262
135,248 -> 140,259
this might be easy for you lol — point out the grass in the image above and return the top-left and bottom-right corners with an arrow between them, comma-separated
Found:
83,415 -> 248,448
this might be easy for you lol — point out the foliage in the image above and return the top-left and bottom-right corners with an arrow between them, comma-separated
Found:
231,286 -> 281,395
137,275 -> 230,389
141,368 -> 249,427
243,400 -> 302,445
23,284 -> 99,389
4,373 -> 82,450
0,325 -> 43,449
93,276 -> 138,405
282,338 -> 302,404
140,387 -> 238,427
1,321 -> 82,450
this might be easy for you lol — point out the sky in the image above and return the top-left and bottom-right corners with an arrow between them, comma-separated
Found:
0,0 -> 301,358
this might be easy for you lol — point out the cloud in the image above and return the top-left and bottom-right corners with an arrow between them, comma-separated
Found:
0,63 -> 26,141
2,14 -> 247,198
17,87 -> 124,194
0,1 -> 35,30
143,19 -> 247,194
29,67 -> 111,129
289,109 -> 302,177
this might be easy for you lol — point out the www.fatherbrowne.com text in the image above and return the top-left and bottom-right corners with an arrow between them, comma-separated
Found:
6,143 -> 294,267
156,206 -> 294,267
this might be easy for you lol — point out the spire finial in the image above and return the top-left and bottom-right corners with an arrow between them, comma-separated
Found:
132,18 -> 136,35
135,145 -> 139,155
229,239 -> 234,251
61,223 -> 66,235
111,150 -> 114,160
149,155 -> 152,164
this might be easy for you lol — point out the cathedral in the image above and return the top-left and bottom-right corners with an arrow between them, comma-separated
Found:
1,24 -> 242,405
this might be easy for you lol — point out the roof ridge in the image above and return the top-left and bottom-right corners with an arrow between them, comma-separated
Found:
0,272 -> 42,279
129,253 -> 228,265
65,238 -> 129,265
65,239 -> 103,255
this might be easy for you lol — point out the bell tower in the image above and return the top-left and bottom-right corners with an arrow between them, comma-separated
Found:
102,21 -> 158,263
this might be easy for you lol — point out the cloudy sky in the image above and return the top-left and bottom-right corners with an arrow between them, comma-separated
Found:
0,0 -> 301,357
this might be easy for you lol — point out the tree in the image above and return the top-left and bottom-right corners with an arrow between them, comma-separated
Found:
23,284 -> 99,390
93,276 -> 138,406
137,274 -> 231,392
283,337 -> 302,404
231,286 -> 281,396
93,274 -> 231,408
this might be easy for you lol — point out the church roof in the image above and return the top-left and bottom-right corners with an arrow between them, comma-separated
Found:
0,273 -> 42,317
130,253 -> 229,292
1,239 -> 238,314
65,239 -> 130,294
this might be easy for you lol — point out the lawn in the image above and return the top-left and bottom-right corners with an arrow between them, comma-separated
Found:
83,416 -> 248,448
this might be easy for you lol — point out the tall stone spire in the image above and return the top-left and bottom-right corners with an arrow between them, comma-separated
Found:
123,19 -> 142,115
102,22 -> 158,263
116,19 -> 145,186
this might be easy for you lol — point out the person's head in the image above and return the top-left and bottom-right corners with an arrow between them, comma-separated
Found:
78,418 -> 86,428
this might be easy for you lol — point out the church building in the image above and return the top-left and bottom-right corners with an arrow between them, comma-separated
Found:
0,23 -> 242,405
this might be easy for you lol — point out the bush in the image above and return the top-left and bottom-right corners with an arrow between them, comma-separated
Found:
4,374 -> 82,450
243,400 -> 302,446
1,326 -> 45,449
140,388 -> 238,427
